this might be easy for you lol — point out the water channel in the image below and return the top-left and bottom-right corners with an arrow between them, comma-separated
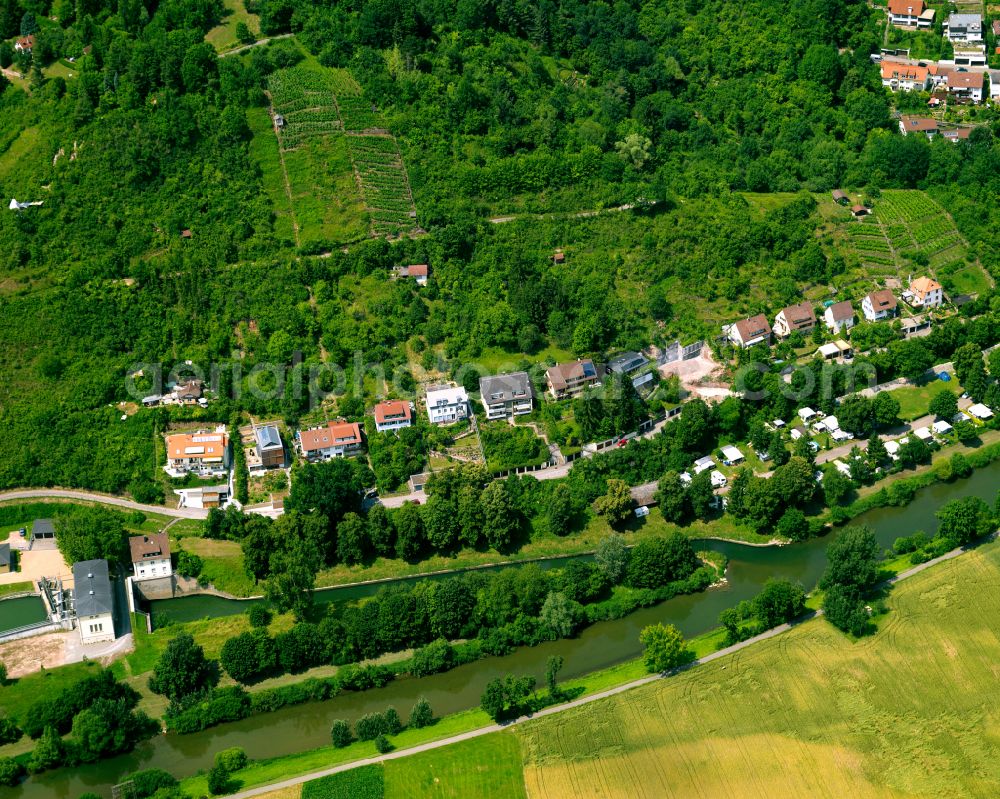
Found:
0,596 -> 47,635
13,460 -> 1000,798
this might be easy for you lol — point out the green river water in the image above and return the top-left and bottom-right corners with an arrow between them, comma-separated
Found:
11,460 -> 1000,798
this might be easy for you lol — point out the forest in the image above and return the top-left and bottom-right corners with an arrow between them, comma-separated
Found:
0,0 -> 998,498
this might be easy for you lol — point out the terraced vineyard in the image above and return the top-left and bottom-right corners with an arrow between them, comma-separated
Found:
347,134 -> 420,236
840,190 -> 991,296
260,60 -> 420,242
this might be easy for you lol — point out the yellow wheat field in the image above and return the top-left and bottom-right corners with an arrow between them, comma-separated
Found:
516,542 -> 1000,799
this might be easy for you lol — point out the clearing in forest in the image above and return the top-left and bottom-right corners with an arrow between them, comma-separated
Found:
514,539 -> 1000,798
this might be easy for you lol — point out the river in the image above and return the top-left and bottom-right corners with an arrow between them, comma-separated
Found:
12,460 -> 1000,798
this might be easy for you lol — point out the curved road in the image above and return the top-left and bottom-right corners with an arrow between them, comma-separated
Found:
222,536 -> 986,799
0,489 -> 207,519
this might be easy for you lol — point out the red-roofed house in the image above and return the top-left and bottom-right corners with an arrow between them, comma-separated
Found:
297,421 -> 363,460
881,62 -> 931,92
945,71 -> 985,103
887,0 -> 933,27
14,35 -> 34,52
725,315 -> 771,348
395,264 -> 429,285
373,400 -> 413,433
899,116 -> 939,138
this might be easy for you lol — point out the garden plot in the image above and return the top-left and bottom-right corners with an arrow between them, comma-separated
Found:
347,134 -> 420,237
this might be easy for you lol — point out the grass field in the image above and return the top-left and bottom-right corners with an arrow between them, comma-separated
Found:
205,0 -> 260,52
513,538 -> 1000,798
886,378 -> 963,421
247,106 -> 297,246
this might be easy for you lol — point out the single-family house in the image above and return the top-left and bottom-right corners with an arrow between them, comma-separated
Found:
991,72 -> 1000,101
373,400 -> 414,433
480,372 -> 534,420
932,420 -> 953,435
73,559 -> 116,644
907,276 -> 944,308
175,485 -> 229,509
945,72 -> 985,103
129,533 -> 172,581
940,127 -> 973,143
823,301 -> 855,334
710,470 -> 727,488
914,426 -> 934,441
425,386 -> 470,425
887,0 -> 933,27
881,62 -> 931,92
945,13 -> 983,42
726,314 -> 772,348
298,421 -> 364,459
773,302 -> 816,338
14,35 -> 34,52
607,352 -> 654,390
165,430 -> 230,476
251,424 -> 284,470
693,456 -> 716,474
952,47 -> 988,67
968,403 -> 994,420
899,116 -> 938,138
546,360 -> 603,400
721,445 -> 744,465
173,380 -> 203,404
862,289 -> 898,321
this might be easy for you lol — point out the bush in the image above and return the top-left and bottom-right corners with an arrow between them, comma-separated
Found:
0,717 -> 21,745
375,734 -> 393,754
409,638 -> 454,677
330,719 -> 352,748
207,764 -> 231,796
129,768 -> 178,798
215,747 -> 248,772
247,604 -> 272,628
175,549 -> 204,579
408,697 -> 434,729
0,757 -> 24,787
165,686 -> 252,734
383,707 -> 402,735
354,712 -> 388,741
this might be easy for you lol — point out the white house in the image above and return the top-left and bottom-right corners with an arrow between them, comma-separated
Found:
773,302 -> 816,338
790,428 -> 804,441
480,372 -> 534,420
823,301 -> 855,334
945,72 -> 985,104
174,485 -> 229,509
887,0 -> 933,27
907,276 -> 943,309
945,13 -> 983,42
881,62 -> 931,92
833,460 -> 852,477
130,534 -> 172,581
726,315 -> 771,348
373,400 -> 413,433
798,407 -> 817,423
885,440 -> 901,460
710,470 -> 727,488
679,471 -> 693,485
862,289 -> 898,321
164,429 -> 230,477
425,385 -> 470,425
73,559 -> 116,644
914,426 -> 934,441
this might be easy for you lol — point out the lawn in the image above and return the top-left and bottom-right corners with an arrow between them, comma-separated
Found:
204,0 -> 260,52
514,538 -> 1000,798
179,536 -> 258,597
0,659 -> 103,724
384,733 -> 527,798
247,106 -> 297,245
886,378 -> 962,421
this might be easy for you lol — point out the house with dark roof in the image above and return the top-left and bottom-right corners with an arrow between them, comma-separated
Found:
831,189 -> 849,205
823,301 -> 855,334
254,424 -> 285,469
73,559 -> 116,644
773,303 -> 816,338
0,543 -> 10,575
862,289 -> 898,321
945,12 -> 982,42
607,352 -> 655,390
725,315 -> 771,348
545,360 -> 604,400
32,518 -> 56,541
129,534 -> 172,581
480,372 -> 534,420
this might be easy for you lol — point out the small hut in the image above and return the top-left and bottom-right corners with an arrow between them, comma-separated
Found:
831,189 -> 849,206
850,205 -> 870,218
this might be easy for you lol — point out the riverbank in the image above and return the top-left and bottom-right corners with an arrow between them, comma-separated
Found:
189,533 -> 996,799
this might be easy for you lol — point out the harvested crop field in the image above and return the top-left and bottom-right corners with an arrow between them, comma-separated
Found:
514,539 -> 1000,798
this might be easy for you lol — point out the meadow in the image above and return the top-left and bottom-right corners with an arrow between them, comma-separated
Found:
514,538 -> 1000,798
